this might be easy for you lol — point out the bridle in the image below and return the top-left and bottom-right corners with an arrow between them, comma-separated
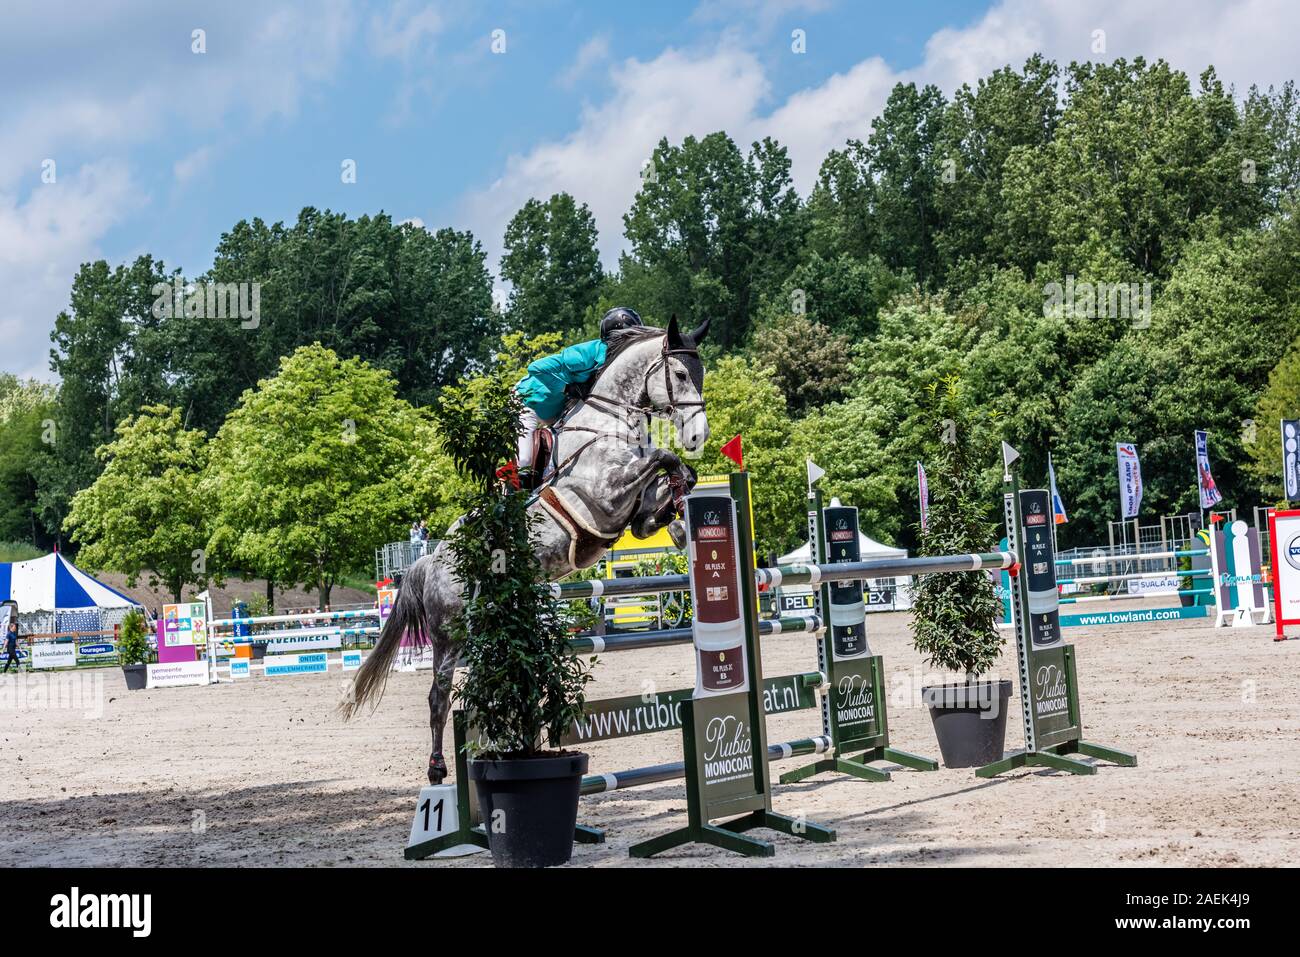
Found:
544,334 -> 704,509
582,334 -> 704,424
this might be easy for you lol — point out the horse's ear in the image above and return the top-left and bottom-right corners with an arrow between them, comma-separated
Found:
666,314 -> 685,348
687,317 -> 710,346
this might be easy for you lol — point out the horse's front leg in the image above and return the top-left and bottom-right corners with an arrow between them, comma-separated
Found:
608,447 -> 684,505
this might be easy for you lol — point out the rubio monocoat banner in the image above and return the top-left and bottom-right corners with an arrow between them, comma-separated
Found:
1019,489 -> 1075,744
1020,489 -> 1062,649
823,505 -> 869,660
687,493 -> 748,697
819,503 -> 883,747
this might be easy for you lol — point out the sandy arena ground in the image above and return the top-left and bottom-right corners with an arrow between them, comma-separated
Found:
3,606 -> 1297,867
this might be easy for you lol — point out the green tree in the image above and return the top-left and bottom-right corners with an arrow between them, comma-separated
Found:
692,356 -> 806,554
0,377 -> 58,546
204,344 -> 442,608
797,398 -> 900,544
749,311 -> 854,416
909,378 -> 1003,677
1246,339 -> 1300,500
64,405 -> 210,601
501,193 -> 604,339
935,56 -> 1061,274
623,133 -> 803,349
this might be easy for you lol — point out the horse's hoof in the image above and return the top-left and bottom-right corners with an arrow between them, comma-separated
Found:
427,754 -> 448,785
668,519 -> 687,550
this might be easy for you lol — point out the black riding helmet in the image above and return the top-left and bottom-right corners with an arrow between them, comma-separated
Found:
600,306 -> 643,340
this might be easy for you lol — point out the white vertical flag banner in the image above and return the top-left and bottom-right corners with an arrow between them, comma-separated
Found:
1282,420 -> 1300,500
1116,442 -> 1143,519
1194,430 -> 1223,509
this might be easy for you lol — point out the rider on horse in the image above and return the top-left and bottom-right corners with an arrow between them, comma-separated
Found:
514,307 -> 644,485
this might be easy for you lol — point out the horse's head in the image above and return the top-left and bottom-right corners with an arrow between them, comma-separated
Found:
594,317 -> 711,454
645,315 -> 710,453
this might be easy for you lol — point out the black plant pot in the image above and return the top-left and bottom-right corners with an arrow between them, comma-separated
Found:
468,751 -> 589,868
122,663 -> 147,691
251,641 -> 267,660
922,679 -> 1012,768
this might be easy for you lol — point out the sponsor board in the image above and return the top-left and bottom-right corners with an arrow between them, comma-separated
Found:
264,652 -> 330,677
265,633 -> 343,654
341,650 -> 364,672
228,658 -> 251,679
1059,605 -> 1210,627
76,641 -> 119,664
1126,576 -> 1181,596
31,642 -> 77,670
147,660 -> 211,688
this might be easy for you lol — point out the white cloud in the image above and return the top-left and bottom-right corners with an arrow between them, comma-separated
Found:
0,162 -> 141,379
0,0 -> 355,381
558,34 -> 612,90
173,146 -> 214,185
368,0 -> 445,61
462,0 -> 1300,273
462,45 -> 769,266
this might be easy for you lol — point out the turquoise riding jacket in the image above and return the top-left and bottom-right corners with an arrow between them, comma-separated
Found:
515,339 -> 607,420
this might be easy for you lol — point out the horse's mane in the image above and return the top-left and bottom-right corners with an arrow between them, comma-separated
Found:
602,325 -> 664,368
562,325 -> 663,409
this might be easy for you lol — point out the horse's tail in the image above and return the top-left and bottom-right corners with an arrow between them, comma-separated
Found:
338,558 -> 431,720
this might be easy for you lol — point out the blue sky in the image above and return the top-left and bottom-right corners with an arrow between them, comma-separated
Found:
4,0 -> 1297,380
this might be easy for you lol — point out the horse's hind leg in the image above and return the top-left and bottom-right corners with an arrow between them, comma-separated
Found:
427,647 -> 457,784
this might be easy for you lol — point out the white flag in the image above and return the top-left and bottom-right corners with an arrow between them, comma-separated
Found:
1116,442 -> 1143,519
806,459 -> 826,490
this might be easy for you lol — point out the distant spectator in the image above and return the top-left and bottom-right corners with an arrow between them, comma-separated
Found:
3,617 -> 19,673
409,521 -> 421,544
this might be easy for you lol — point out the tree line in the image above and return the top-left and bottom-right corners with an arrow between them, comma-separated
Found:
3,55 -> 1300,600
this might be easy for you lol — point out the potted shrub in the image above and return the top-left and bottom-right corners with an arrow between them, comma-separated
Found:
435,370 -> 593,868
118,609 -> 150,690
912,378 -> 1010,767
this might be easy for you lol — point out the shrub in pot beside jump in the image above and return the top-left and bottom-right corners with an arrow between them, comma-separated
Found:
911,379 -> 1009,768
435,371 -> 593,868
118,609 -> 150,690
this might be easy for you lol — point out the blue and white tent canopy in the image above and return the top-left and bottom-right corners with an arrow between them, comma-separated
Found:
0,553 -> 138,612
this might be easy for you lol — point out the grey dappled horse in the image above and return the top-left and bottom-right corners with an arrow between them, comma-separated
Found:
344,318 -> 710,782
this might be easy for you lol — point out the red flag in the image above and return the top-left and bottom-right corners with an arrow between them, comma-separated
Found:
721,435 -> 744,469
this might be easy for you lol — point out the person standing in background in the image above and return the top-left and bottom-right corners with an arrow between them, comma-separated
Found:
3,615 -> 19,673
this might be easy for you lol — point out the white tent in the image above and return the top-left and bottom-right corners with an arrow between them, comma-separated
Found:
774,524 -> 913,613
777,530 -> 907,566
0,552 -> 143,634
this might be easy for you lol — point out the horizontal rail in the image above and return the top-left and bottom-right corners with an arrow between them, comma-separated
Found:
219,625 -> 379,643
566,614 -> 822,655
1059,588 -> 1213,605
211,608 -> 378,628
1057,569 -> 1211,586
579,735 -> 832,796
552,552 -> 1014,601
1054,548 -> 1208,565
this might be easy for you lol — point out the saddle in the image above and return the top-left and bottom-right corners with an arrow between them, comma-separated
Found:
525,428 -> 556,492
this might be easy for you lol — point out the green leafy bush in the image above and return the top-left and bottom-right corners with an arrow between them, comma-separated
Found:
117,609 -> 150,666
909,377 -> 1004,678
436,369 -> 592,758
